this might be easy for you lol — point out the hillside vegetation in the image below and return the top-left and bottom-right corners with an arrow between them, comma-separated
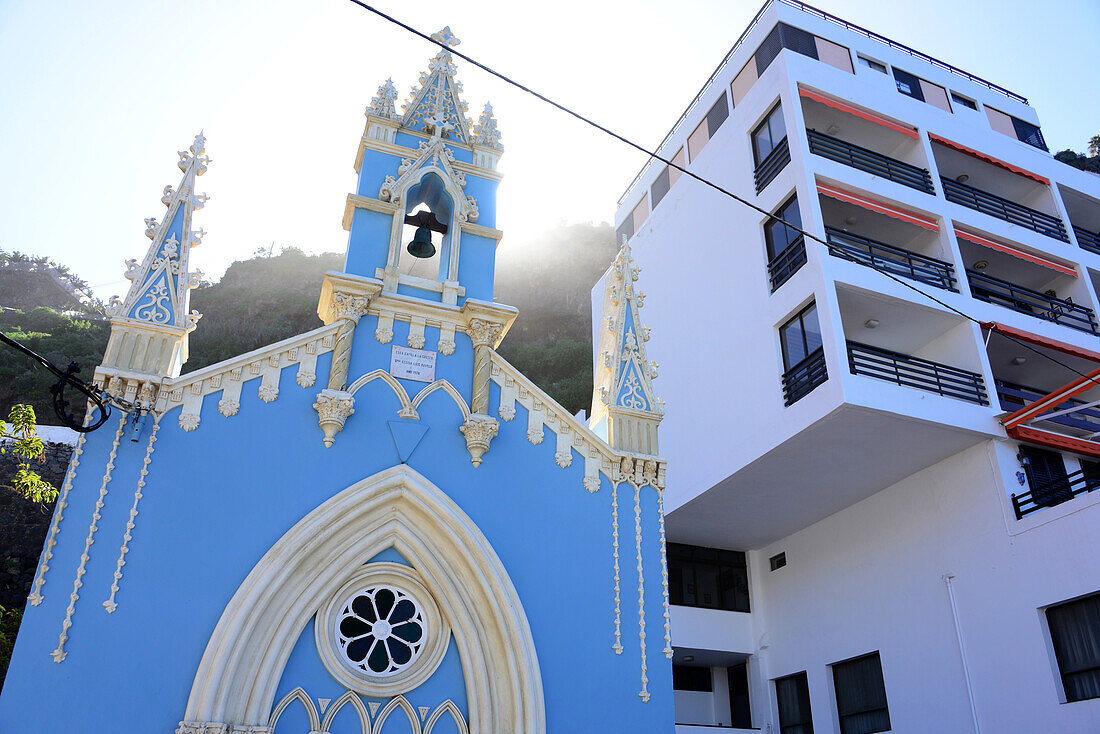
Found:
0,222 -> 617,420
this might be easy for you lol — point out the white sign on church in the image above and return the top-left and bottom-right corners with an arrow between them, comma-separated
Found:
390,345 -> 437,382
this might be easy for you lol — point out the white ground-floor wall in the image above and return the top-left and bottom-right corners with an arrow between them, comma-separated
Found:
672,438 -> 1100,733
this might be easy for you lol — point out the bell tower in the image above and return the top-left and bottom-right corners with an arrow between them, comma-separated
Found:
313,28 -> 516,449
341,26 -> 504,305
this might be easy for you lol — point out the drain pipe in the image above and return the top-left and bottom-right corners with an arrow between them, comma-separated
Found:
944,574 -> 981,734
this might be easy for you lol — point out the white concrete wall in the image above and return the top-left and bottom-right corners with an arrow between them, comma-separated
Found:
749,440 -> 1100,733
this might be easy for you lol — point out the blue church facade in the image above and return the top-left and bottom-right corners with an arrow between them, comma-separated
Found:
0,29 -> 674,733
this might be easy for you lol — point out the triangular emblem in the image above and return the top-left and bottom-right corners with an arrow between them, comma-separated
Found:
388,420 -> 430,463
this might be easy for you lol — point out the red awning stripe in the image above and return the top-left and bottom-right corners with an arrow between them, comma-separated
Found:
955,229 -> 1076,277
817,183 -> 939,231
928,133 -> 1049,185
1005,425 -> 1100,459
799,88 -> 918,139
983,322 -> 1100,363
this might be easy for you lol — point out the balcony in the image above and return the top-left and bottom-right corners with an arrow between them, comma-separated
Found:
1011,467 -> 1099,520
942,177 -> 1068,242
767,234 -> 806,292
781,348 -> 827,406
1060,185 -> 1100,257
808,129 -> 934,194
754,137 -> 790,194
847,341 -> 988,405
966,268 -> 1098,335
826,226 -> 956,291
1077,226 -> 1100,256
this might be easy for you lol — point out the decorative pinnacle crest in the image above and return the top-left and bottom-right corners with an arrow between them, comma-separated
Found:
591,235 -> 663,422
109,132 -> 210,335
368,78 -> 399,119
430,26 -> 460,48
473,102 -> 503,151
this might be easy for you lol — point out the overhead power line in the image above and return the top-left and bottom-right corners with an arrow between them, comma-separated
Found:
342,0 -> 1100,397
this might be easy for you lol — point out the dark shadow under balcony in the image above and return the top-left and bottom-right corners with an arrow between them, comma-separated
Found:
1012,467 -> 1100,520
754,137 -> 790,194
847,341 -> 988,404
967,268 -> 1098,335
826,226 -> 956,291
808,129 -> 934,194
782,348 -> 827,406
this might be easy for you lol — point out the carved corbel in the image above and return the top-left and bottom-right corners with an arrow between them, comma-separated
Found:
313,389 -> 355,448
459,413 -> 498,467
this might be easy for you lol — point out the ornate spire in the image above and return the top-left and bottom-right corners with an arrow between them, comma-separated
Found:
368,77 -> 399,119
472,102 -> 503,151
400,27 -> 472,144
102,132 -> 209,378
591,237 -> 663,455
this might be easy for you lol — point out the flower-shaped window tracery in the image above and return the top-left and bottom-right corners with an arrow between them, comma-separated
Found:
336,585 -> 426,677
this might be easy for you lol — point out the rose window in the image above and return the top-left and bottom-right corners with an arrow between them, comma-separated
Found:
335,585 -> 426,677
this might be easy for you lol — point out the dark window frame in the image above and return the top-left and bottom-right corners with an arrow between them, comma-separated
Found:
831,652 -> 890,734
857,55 -> 887,74
765,196 -> 804,261
892,67 -> 925,102
951,92 -> 977,110
780,302 -> 823,372
673,664 -> 713,692
752,102 -> 788,166
668,542 -> 750,613
775,671 -> 813,734
1047,591 -> 1100,703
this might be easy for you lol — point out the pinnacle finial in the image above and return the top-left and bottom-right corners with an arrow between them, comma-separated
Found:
472,101 -> 503,151
430,26 -> 461,48
368,78 -> 399,119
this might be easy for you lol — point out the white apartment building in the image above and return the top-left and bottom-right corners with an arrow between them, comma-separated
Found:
603,1 -> 1100,732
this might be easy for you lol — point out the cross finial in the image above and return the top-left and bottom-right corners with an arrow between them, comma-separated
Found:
430,26 -> 460,48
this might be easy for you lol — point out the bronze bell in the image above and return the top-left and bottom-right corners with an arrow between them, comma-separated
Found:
406,226 -> 436,259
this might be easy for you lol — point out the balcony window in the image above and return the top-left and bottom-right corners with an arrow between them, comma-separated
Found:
776,672 -> 814,734
1047,592 -> 1100,702
781,303 -> 827,406
832,652 -> 890,734
668,543 -> 749,612
765,196 -> 806,291
753,103 -> 790,193
1018,446 -> 1073,507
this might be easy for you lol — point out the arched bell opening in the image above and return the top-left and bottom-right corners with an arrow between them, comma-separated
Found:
399,172 -> 453,281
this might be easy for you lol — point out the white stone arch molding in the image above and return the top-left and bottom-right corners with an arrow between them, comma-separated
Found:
383,160 -> 472,283
179,464 -> 545,733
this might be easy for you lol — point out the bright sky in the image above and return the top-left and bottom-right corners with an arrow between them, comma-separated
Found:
1,0 -> 1096,300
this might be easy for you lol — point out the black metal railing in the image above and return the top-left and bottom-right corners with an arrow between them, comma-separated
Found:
941,177 -> 1069,242
847,341 -> 988,404
782,348 -> 827,406
1074,225 -> 1100,256
754,138 -> 791,193
966,269 -> 1099,335
825,227 -> 957,291
1012,467 -> 1100,519
807,129 -> 934,194
767,236 -> 807,292
996,379 -> 1100,434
